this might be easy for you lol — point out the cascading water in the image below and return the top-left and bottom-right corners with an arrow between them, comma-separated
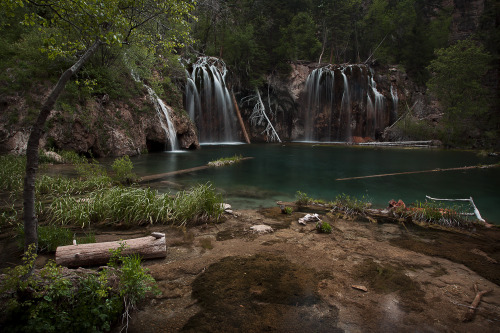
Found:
185,57 -> 238,143
128,68 -> 178,151
390,84 -> 399,118
145,86 -> 179,151
302,64 -> 389,141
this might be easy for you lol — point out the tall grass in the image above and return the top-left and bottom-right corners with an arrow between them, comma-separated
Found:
395,201 -> 471,228
332,194 -> 371,216
45,183 -> 224,227
0,155 -> 25,194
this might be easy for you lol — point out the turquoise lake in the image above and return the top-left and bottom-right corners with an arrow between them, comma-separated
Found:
130,144 -> 500,224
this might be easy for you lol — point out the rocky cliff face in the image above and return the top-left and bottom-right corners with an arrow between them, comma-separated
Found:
0,84 -> 198,157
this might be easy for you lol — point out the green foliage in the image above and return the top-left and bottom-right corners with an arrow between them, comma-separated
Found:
111,155 -> 137,184
332,194 -> 370,216
277,12 -> 322,61
0,243 -> 157,332
171,183 -> 225,226
284,206 -> 293,215
44,183 -> 223,228
295,191 -> 311,207
0,155 -> 25,194
395,201 -> 472,228
427,39 -> 493,125
315,221 -> 332,234
208,154 -> 244,167
15,224 -> 95,252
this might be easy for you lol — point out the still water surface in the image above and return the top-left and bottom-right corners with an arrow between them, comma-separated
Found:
130,144 -> 500,224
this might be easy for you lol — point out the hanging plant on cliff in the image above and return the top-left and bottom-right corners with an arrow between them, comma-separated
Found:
0,0 -> 195,263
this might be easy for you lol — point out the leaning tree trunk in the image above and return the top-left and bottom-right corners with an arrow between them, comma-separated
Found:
23,41 -> 101,255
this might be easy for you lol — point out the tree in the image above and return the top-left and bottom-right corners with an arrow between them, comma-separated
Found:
0,0 -> 194,256
277,12 -> 321,61
427,39 -> 492,139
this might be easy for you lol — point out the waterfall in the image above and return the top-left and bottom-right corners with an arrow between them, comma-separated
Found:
368,68 -> 386,138
390,84 -> 399,120
185,57 -> 238,143
145,86 -> 179,151
127,64 -> 178,151
304,67 -> 335,141
340,67 -> 351,141
302,64 -> 388,142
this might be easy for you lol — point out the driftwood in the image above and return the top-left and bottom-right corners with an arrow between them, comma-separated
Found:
336,164 -> 499,181
139,157 -> 254,183
462,283 -> 492,322
55,233 -> 166,267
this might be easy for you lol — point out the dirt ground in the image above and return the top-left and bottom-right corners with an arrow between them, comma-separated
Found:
95,207 -> 500,333
2,206 -> 498,332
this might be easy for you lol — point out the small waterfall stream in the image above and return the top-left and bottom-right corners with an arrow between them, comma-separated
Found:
129,69 -> 178,151
185,57 -> 238,143
303,64 -> 389,141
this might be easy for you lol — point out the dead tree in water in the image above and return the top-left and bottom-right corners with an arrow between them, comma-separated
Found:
243,89 -> 281,142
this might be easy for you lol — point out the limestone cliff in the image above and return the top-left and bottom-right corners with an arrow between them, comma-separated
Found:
0,83 -> 198,157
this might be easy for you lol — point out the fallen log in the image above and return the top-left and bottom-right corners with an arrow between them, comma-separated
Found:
55,233 -> 166,267
231,91 -> 251,144
425,195 -> 486,223
139,157 -> 254,183
335,164 -> 499,181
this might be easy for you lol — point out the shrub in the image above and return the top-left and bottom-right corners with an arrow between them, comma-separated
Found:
0,243 -> 157,332
283,206 -> 293,215
295,191 -> 311,207
316,221 -> 332,234
111,155 -> 137,184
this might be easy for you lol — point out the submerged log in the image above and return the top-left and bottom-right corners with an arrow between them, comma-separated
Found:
336,164 -> 499,181
55,233 -> 166,267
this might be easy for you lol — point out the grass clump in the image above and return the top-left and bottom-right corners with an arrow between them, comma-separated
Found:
45,183 -> 223,227
16,224 -> 95,252
332,194 -> 371,216
0,244 -> 157,332
395,201 -> 471,228
208,154 -> 243,167
0,155 -> 25,195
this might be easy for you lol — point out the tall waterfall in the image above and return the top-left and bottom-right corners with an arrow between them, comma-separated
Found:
303,64 -> 390,141
128,69 -> 178,151
185,57 -> 238,143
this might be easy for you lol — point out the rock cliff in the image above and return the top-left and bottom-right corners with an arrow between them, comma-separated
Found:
0,83 -> 198,157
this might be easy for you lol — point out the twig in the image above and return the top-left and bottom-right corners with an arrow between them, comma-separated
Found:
462,283 -> 492,322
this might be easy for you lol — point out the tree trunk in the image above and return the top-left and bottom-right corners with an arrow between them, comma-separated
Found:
55,234 -> 167,267
23,41 -> 101,255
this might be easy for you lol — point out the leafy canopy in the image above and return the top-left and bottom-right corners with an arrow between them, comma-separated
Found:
427,39 -> 492,121
1,0 -> 195,60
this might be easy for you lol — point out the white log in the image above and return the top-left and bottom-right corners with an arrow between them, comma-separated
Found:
56,234 -> 166,267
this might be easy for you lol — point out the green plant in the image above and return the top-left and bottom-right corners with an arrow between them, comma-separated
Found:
283,206 -> 293,215
316,221 -> 332,234
0,155 -> 25,196
208,154 -> 244,167
44,183 -> 223,227
295,191 -> 311,207
332,194 -> 371,216
396,201 -> 471,228
1,242 -> 158,332
15,224 -> 95,252
111,155 -> 137,184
